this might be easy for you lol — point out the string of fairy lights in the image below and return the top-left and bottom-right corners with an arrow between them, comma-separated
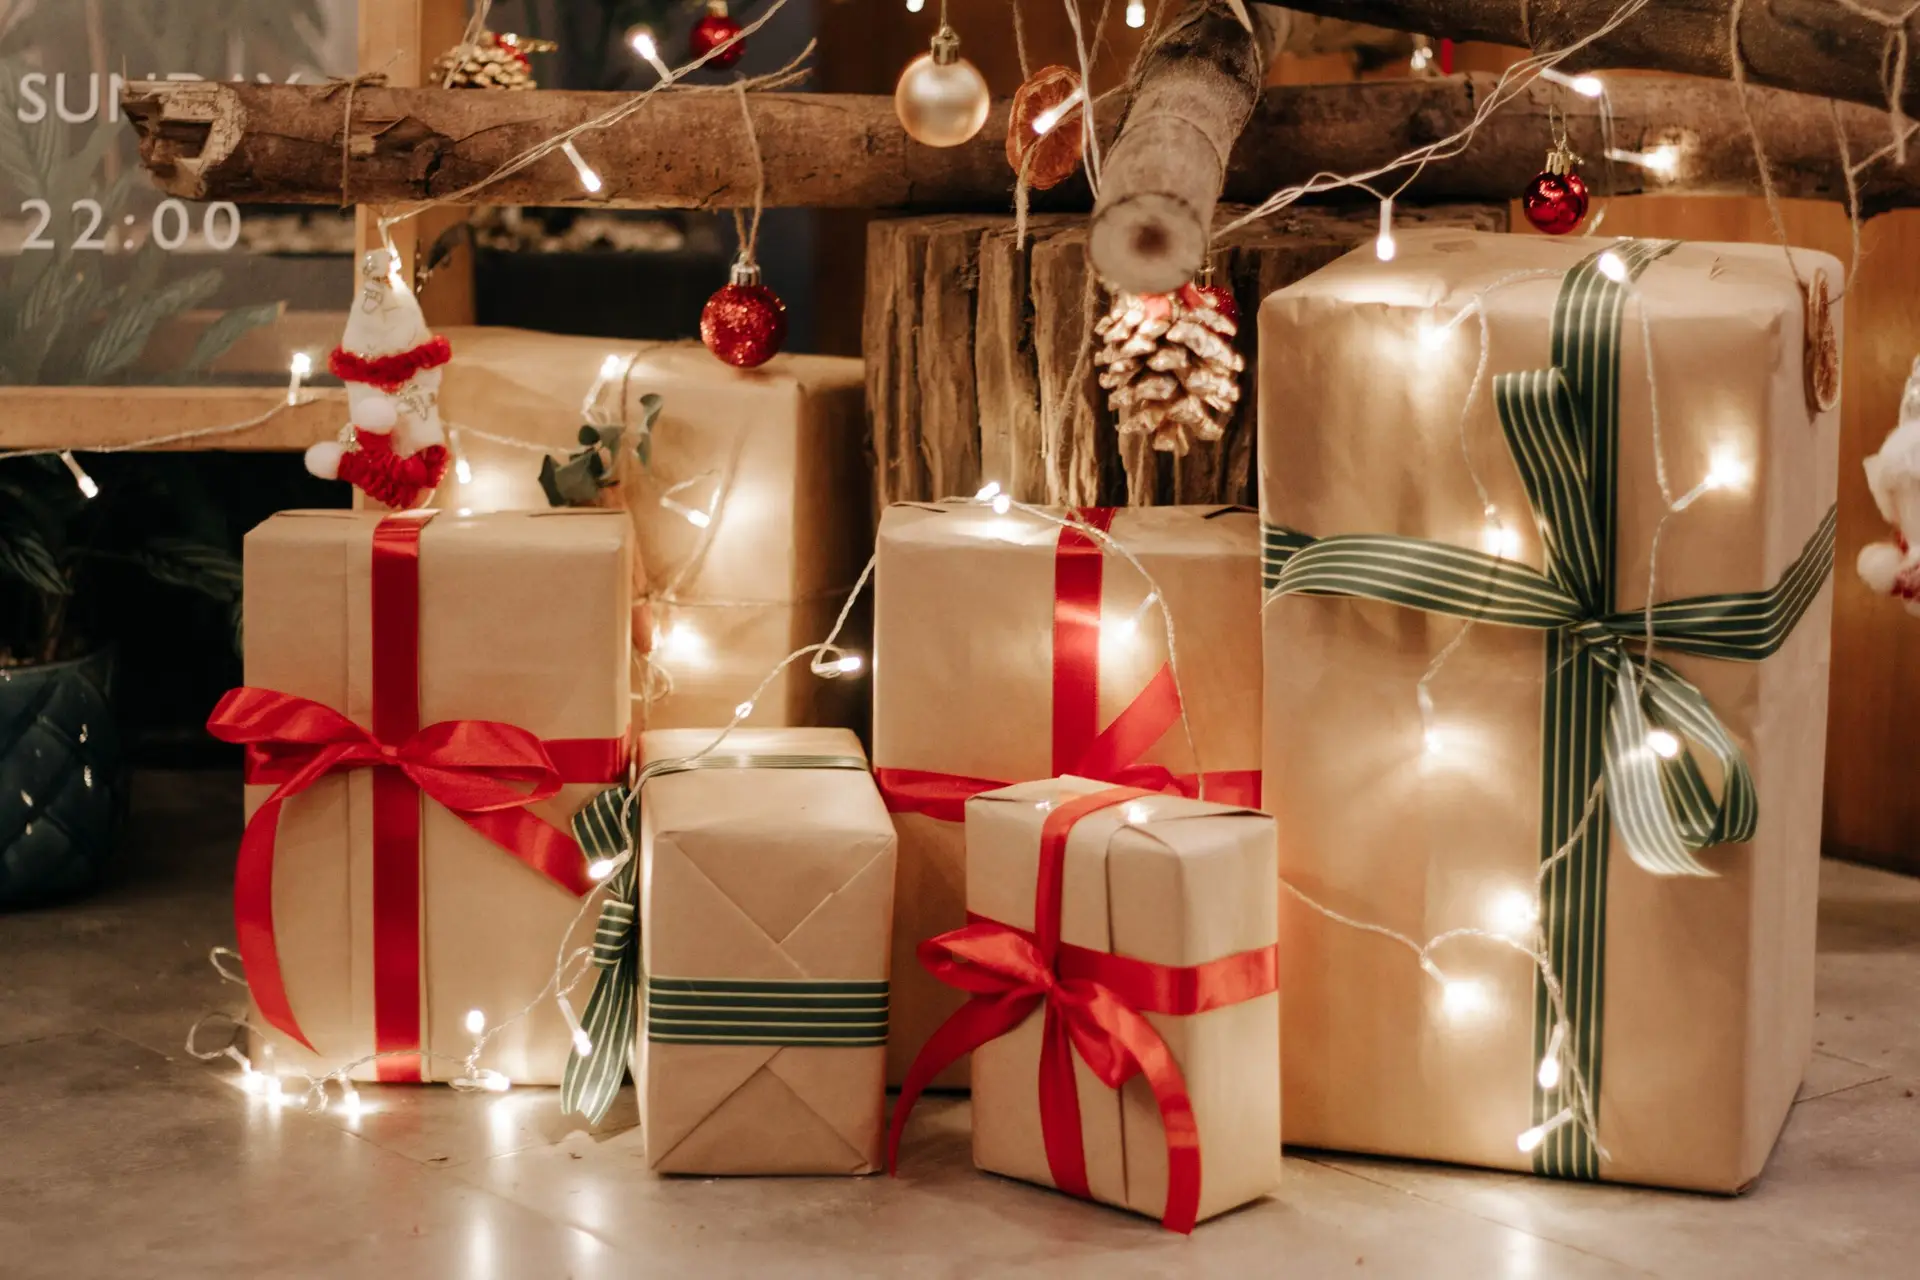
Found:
2,0 -> 1875,1161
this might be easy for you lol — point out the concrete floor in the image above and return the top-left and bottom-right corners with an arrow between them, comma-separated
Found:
3,773 -> 1917,1278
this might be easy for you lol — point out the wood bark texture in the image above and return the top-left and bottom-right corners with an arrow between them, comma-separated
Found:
863,202 -> 1510,511
123,76 -> 1920,217
1088,1 -> 1288,294
1269,0 -> 1920,120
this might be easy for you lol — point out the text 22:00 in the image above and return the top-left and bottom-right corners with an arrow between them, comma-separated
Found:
19,198 -> 241,251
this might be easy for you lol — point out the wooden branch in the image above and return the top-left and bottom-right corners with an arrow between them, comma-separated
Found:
0,387 -> 345,452
1089,1 -> 1288,294
1270,0 -> 1920,120
123,75 -> 1920,217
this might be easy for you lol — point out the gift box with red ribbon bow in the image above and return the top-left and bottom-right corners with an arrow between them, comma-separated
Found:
889,777 -> 1281,1230
874,502 -> 1262,1087
209,509 -> 633,1085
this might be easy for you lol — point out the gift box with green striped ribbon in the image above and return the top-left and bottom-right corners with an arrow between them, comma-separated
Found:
1258,230 -> 1840,1192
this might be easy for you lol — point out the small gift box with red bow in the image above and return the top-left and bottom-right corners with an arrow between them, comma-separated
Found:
208,509 -> 633,1085
890,777 -> 1281,1231
874,503 -> 1262,1087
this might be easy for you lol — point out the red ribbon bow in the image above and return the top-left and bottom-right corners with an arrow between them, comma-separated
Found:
877,509 -> 1259,818
207,512 -> 624,1080
887,787 -> 1279,1233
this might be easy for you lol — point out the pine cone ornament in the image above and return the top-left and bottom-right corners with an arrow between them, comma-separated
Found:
1094,283 -> 1245,456
431,32 -> 554,91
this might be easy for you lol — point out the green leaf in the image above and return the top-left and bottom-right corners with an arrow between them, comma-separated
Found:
132,536 -> 244,602
539,453 -> 613,508
183,301 -> 285,374
78,267 -> 224,383
0,515 -> 69,596
634,393 -> 664,468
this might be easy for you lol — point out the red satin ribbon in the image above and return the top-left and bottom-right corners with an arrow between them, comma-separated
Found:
878,509 -> 1258,818
207,513 -> 626,1079
887,786 -> 1279,1233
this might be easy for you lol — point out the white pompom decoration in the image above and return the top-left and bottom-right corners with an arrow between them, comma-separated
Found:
305,440 -> 345,480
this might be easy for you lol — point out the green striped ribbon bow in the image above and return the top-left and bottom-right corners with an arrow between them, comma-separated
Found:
559,752 -> 878,1125
1263,240 -> 1835,1179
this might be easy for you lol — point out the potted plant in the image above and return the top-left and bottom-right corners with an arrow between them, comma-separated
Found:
0,455 -> 244,907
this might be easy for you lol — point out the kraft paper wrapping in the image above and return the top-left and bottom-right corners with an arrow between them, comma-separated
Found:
436,329 -> 871,730
242,509 -> 632,1084
1259,230 -> 1839,1191
967,777 -> 1280,1223
639,728 -> 896,1175
874,503 -> 1263,1087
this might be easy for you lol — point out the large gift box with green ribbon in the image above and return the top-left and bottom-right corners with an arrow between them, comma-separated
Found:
1259,231 -> 1840,1192
563,727 -> 896,1173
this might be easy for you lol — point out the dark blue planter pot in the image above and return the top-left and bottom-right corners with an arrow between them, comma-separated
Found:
0,649 -> 123,909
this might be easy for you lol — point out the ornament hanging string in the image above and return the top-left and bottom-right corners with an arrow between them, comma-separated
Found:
730,76 -> 767,269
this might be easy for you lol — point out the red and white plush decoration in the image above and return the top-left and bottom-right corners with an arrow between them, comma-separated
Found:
1859,355 -> 1920,615
304,249 -> 452,510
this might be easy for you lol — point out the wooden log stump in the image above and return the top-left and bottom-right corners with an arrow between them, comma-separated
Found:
864,201 -> 1510,511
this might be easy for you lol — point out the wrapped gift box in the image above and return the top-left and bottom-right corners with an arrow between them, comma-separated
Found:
218,509 -> 633,1085
890,777 -> 1280,1228
874,503 -> 1263,1086
638,727 -> 896,1175
438,329 -> 870,730
1259,230 -> 1840,1191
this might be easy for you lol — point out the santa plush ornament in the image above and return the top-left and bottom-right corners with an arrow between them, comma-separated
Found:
304,249 -> 453,510
1858,355 -> 1920,615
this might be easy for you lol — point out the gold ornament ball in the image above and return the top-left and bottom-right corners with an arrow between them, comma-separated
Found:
894,48 -> 990,148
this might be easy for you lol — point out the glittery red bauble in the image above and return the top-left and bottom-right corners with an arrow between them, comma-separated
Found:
1523,168 -> 1590,236
701,282 -> 787,368
690,13 -> 746,69
1178,281 -> 1239,327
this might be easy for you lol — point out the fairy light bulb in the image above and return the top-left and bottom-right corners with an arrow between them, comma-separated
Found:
1489,888 -> 1539,939
1596,250 -> 1629,283
478,1070 -> 511,1092
629,28 -> 672,79
560,140 -> 603,194
1704,449 -> 1750,492
557,996 -> 594,1059
450,428 -> 473,486
907,0 -> 925,11
1540,67 -> 1604,98
1606,145 -> 1681,176
59,451 -> 98,499
239,1064 -> 265,1095
465,1008 -> 487,1036
1375,197 -> 1397,262
1538,1022 -> 1568,1090
1123,801 -> 1152,825
734,700 -> 755,719
991,492 -> 1012,514
1125,2 -> 1147,27
587,858 -> 616,881
1440,977 -> 1489,1020
1482,520 -> 1522,558
266,1075 -> 286,1104
1517,1106 -> 1576,1153
1645,729 -> 1681,759
1032,85 -> 1085,135
834,654 -> 864,675
975,481 -> 1001,501
1417,314 -> 1447,351
286,351 -> 312,405
339,1087 -> 363,1117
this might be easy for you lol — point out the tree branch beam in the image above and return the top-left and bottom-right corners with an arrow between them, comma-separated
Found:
122,75 -> 1920,219
1267,0 -> 1920,121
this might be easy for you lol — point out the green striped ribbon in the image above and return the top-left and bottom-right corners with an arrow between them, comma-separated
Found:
1264,240 -> 1835,1180
558,752 -> 877,1125
646,977 -> 890,1046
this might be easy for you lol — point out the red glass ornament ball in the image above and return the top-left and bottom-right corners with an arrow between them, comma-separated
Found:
690,13 -> 746,70
701,282 -> 788,369
1523,169 -> 1591,236
1178,281 -> 1240,327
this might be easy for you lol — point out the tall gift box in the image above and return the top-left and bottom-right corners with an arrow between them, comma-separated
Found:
210,509 -> 633,1084
1259,230 -> 1840,1190
888,777 -> 1281,1230
874,503 -> 1262,1085
438,330 -> 871,730
623,728 -> 897,1174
